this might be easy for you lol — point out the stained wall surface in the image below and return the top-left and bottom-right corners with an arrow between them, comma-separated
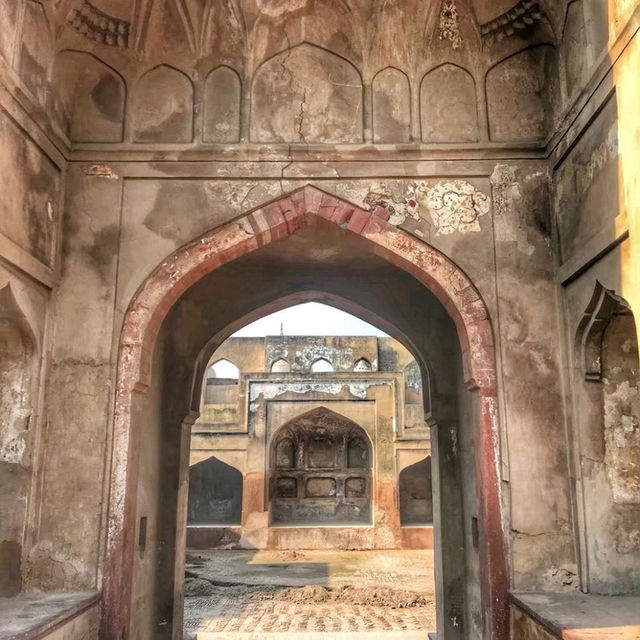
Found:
0,1 -> 639,639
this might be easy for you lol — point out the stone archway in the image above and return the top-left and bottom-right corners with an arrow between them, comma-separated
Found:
103,185 -> 507,640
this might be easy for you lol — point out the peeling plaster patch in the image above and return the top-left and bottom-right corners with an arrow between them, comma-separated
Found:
363,183 -> 420,226
248,380 -> 393,411
236,217 -> 254,236
575,125 -> 617,199
603,378 -> 640,503
491,164 -> 521,217
361,180 -> 488,234
85,163 -> 118,179
542,565 -> 579,589
439,0 -> 463,49
0,435 -> 26,463
425,181 -> 489,235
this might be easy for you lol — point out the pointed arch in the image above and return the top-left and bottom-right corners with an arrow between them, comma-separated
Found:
270,358 -> 290,373
353,357 -> 372,371
104,185 -> 506,640
131,64 -> 194,143
311,357 -> 333,372
207,358 -> 239,380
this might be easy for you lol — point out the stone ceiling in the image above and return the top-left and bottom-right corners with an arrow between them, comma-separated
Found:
46,0 -> 562,67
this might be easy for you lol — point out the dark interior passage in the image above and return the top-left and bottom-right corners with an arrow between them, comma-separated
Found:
400,457 -> 433,526
187,456 -> 243,525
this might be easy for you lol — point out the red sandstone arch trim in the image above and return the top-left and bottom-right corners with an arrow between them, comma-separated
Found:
103,185 -> 508,640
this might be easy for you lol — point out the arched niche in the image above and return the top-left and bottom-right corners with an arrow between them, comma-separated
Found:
420,64 -> 478,143
187,456 -> 243,525
270,407 -> 372,525
403,359 -> 430,435
399,456 -> 433,526
275,438 -> 295,469
353,357 -> 372,371
372,67 -> 411,143
131,64 -> 193,143
203,66 -> 241,143
311,357 -> 333,372
486,45 -> 559,142
271,358 -> 291,373
251,42 -> 363,143
51,50 -> 125,143
208,358 -> 239,380
0,284 -> 37,597
574,282 -> 640,594
577,284 -> 640,504
347,436 -> 369,468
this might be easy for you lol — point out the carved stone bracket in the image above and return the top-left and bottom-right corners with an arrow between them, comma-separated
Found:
480,0 -> 546,42
67,1 -> 130,48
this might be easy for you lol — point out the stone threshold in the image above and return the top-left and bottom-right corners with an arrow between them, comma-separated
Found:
0,591 -> 100,640
194,633 -> 433,639
511,591 -> 640,639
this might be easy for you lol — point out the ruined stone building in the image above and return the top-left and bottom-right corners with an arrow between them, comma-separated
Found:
187,335 -> 433,550
0,0 -> 639,639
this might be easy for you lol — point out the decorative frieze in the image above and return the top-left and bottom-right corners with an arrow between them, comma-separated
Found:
480,0 -> 545,42
67,1 -> 130,48
439,0 -> 463,50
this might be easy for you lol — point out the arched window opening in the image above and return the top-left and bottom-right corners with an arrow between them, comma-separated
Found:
311,357 -> 333,372
399,456 -> 433,526
404,359 -> 422,404
353,357 -> 372,371
187,456 -> 243,526
271,358 -> 291,373
270,407 -> 371,525
403,359 -> 429,435
208,358 -> 239,380
202,358 -> 240,408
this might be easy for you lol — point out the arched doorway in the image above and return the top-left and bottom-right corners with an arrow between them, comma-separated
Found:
103,186 -> 507,640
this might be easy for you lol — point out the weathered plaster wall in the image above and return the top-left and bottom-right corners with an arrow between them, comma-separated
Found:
206,338 -> 266,375
264,336 -> 379,372
3,2 -> 640,639
553,1 -> 640,596
0,0 -> 65,600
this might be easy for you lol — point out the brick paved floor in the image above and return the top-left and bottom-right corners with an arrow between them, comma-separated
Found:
184,550 -> 436,639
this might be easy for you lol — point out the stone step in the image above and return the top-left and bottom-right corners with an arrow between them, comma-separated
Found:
196,633 -> 432,639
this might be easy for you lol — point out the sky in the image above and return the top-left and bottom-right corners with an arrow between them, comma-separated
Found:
231,302 -> 389,337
